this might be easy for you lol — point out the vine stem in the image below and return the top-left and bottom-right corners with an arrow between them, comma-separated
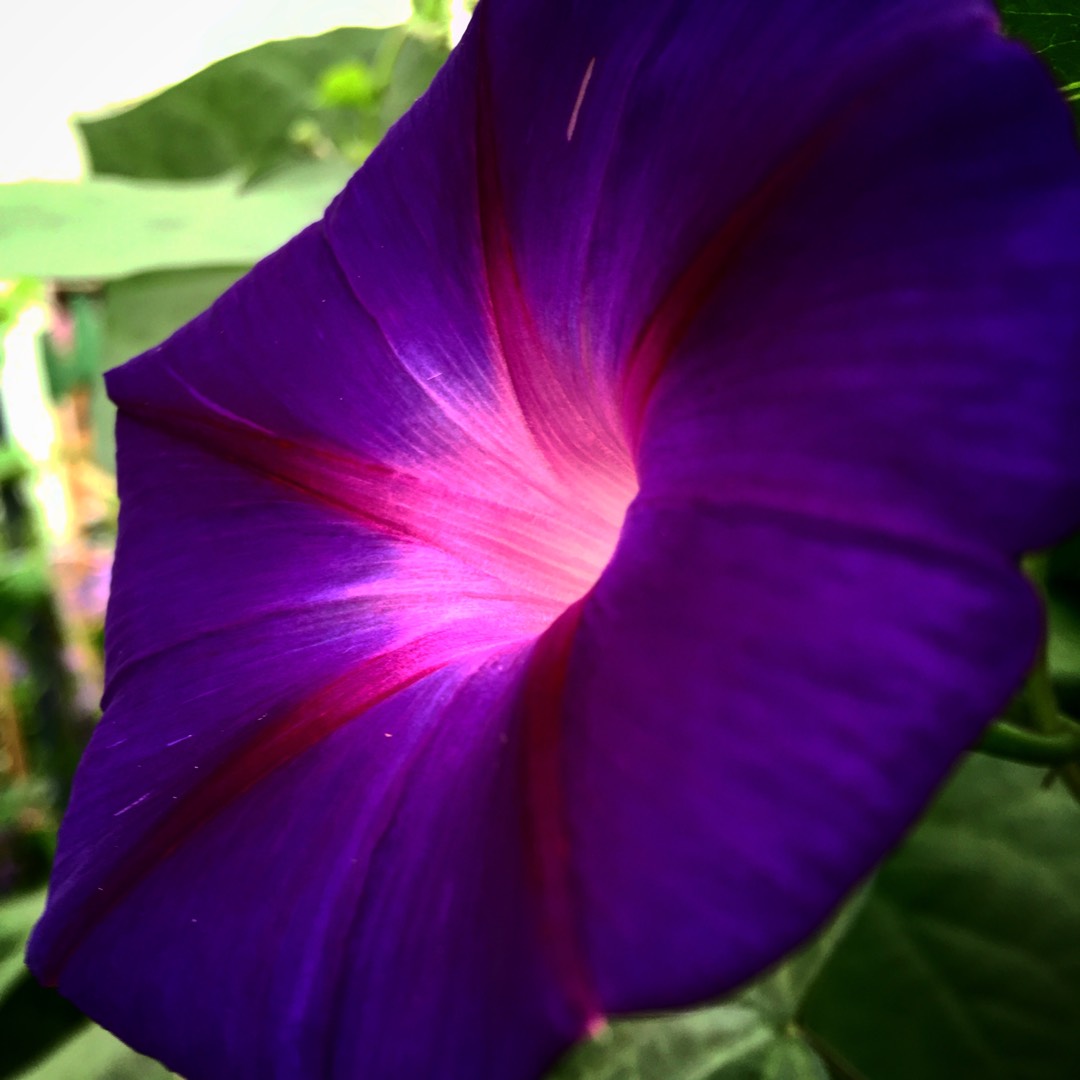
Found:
983,555 -> 1080,799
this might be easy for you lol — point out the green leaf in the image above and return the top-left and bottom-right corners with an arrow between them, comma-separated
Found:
545,899 -> 861,1080
78,28 -> 393,181
0,282 -> 45,335
411,0 -> 451,31
1049,596 -> 1080,691
380,32 -> 450,130
0,555 -> 52,634
1047,535 -> 1080,709
740,892 -> 866,1028
318,62 -> 381,109
0,890 -> 45,1005
1001,3 -> 1080,104
803,756 -> 1080,1080
546,1005 -> 774,1080
13,1023 -> 171,1080
0,446 -> 30,484
102,268 -> 247,367
77,25 -> 448,184
0,165 -> 349,282
761,1037 -> 830,1080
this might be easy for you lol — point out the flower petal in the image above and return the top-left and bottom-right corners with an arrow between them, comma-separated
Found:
28,51 -> 621,1069
635,30 -> 1080,555
475,0 -> 999,386
471,0 -> 1080,552
106,223 -> 487,468
559,498 -> 1041,1012
40,651 -> 579,1079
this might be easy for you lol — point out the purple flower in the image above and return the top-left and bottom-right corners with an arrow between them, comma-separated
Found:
27,1 -> 1080,1077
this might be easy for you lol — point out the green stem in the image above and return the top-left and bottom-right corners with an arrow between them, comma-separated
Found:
1027,655 -> 1064,738
978,720 -> 1080,767
1002,554 -> 1080,799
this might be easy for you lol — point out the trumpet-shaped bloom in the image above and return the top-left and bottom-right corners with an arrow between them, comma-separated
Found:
28,1 -> 1080,1077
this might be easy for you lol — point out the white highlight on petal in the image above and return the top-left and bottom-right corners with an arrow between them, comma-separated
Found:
567,58 -> 596,142
113,793 -> 151,817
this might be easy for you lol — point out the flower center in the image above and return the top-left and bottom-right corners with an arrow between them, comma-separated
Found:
400,430 -> 638,644
522,455 -> 639,612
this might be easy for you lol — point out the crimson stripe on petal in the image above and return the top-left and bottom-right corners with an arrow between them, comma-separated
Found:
520,596 -> 603,1035
474,9 -> 629,483
118,387 -> 419,542
117,388 -> 613,610
620,22 -> 977,448
37,628 -> 513,984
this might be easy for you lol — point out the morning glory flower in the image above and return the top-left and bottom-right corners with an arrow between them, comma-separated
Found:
27,0 -> 1080,1077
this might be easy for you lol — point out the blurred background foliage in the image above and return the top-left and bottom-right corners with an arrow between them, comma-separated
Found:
1,2 -> 1080,1078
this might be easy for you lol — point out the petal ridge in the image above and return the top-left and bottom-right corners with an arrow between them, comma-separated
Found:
315,215 -> 505,447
